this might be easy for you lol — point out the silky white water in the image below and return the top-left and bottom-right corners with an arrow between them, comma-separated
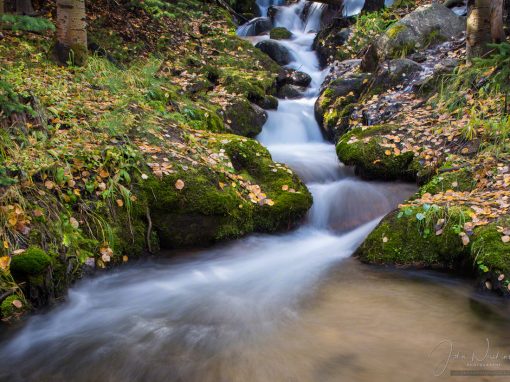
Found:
1,1 -> 510,381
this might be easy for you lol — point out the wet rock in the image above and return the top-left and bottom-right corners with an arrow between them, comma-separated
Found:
361,3 -> 465,71
371,58 -> 423,92
239,17 -> 272,36
267,5 -> 280,21
224,99 -> 267,137
319,3 -> 345,28
270,27 -> 293,40
277,84 -> 306,99
276,68 -> 312,88
256,95 -> 279,110
255,40 -> 293,65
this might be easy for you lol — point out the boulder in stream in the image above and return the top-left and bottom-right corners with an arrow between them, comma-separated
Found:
255,39 -> 293,65
277,84 -> 306,99
276,68 -> 312,88
224,99 -> 268,137
270,27 -> 293,40
238,17 -> 273,37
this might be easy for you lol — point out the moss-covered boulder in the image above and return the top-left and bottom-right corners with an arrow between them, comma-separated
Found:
361,3 -> 465,71
10,247 -> 51,276
356,206 -> 471,269
315,73 -> 370,141
9,247 -> 56,309
270,27 -> 292,40
141,136 -> 312,249
224,99 -> 267,137
336,125 -> 417,180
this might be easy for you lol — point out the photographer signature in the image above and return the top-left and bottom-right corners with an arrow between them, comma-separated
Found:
429,338 -> 505,376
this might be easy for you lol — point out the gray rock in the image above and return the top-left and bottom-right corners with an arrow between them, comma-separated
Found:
361,3 -> 465,71
372,58 -> 423,90
277,84 -> 306,99
255,40 -> 293,65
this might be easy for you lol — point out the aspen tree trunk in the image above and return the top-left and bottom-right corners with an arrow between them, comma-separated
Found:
491,0 -> 505,43
55,0 -> 87,65
466,0 -> 493,60
16,0 -> 34,15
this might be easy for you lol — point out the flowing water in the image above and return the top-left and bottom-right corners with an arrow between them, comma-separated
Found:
1,1 -> 510,381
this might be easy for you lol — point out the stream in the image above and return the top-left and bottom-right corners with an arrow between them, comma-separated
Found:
1,1 -> 510,381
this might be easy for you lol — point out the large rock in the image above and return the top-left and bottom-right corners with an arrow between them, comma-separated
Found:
255,40 -> 293,65
276,68 -> 312,88
270,27 -> 293,40
224,99 -> 267,137
238,17 -> 272,36
336,124 -> 417,181
277,84 -> 306,99
142,138 -> 313,248
361,3 -> 465,71
315,71 -> 371,141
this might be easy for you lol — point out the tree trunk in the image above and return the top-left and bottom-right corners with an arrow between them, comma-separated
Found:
15,0 -> 34,15
362,0 -> 385,13
55,0 -> 87,66
491,0 -> 505,43
466,0 -> 492,60
0,0 -> 4,14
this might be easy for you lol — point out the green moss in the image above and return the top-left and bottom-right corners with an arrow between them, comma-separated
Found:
357,206 -> 471,268
1,294 -> 26,319
141,165 -> 254,248
391,41 -> 416,59
10,247 -> 51,276
420,168 -> 477,196
472,221 -> 510,274
224,139 -> 312,231
270,27 -> 292,40
141,136 -> 312,248
336,125 -> 417,180
386,23 -> 407,39
423,29 -> 446,48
